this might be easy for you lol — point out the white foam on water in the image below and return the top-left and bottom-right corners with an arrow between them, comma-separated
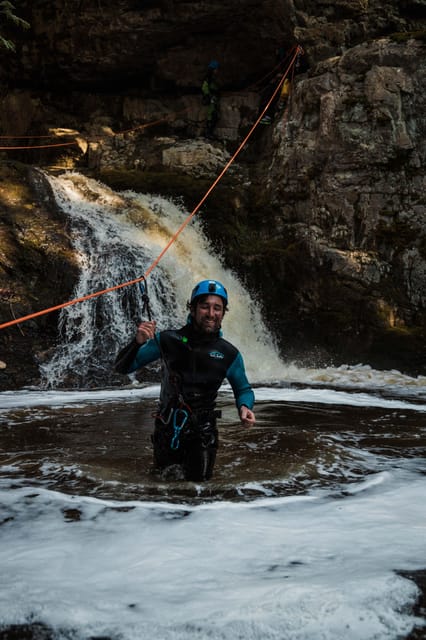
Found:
0,471 -> 425,639
2,375 -> 426,414
0,386 -> 161,410
250,386 -> 426,411
281,362 -> 426,395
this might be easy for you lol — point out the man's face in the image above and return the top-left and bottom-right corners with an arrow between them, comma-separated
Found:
191,295 -> 225,334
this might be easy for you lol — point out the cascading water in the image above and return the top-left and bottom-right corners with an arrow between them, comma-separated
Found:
40,171 -> 284,388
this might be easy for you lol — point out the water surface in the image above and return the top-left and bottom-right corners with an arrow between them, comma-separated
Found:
1,375 -> 426,640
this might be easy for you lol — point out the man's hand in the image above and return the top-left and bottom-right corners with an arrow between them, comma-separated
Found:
136,320 -> 157,344
240,405 -> 256,428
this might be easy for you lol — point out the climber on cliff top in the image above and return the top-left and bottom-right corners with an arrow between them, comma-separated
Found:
201,59 -> 221,140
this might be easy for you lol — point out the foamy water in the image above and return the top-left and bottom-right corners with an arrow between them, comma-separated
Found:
1,375 -> 426,640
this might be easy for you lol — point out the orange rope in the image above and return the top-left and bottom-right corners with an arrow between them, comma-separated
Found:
0,141 -> 79,150
0,107 -> 189,146
223,45 -> 300,98
0,134 -> 75,139
0,47 -> 302,332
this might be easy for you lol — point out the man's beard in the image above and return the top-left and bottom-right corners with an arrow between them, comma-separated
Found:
193,317 -> 221,334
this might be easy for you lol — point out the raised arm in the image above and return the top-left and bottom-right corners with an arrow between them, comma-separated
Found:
115,321 -> 161,374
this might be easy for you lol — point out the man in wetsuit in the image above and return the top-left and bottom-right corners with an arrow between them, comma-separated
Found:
201,60 -> 221,139
115,279 -> 255,481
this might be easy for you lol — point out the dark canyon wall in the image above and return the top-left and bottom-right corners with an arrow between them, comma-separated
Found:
1,0 -> 426,388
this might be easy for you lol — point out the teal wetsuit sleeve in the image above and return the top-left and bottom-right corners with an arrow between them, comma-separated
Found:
127,333 -> 162,373
226,352 -> 255,410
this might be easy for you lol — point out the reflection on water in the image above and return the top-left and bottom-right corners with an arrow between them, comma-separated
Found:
1,390 -> 425,503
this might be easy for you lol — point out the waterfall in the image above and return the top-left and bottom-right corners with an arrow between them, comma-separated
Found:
39,171 -> 284,388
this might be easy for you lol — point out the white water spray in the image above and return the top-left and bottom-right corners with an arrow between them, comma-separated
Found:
40,172 -> 284,387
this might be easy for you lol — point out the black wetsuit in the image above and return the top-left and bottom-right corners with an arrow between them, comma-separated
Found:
201,70 -> 220,138
115,322 -> 254,481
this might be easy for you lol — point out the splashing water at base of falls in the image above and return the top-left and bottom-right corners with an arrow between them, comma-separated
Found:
39,171 -> 284,388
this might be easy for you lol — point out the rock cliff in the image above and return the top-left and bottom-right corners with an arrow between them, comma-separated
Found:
1,0 -> 426,387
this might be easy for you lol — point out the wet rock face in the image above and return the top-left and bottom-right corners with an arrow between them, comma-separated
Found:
4,0 -> 424,92
0,166 -> 80,390
7,0 -> 296,92
249,36 -> 426,369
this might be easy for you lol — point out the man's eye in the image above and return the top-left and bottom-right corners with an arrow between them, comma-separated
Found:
200,304 -> 222,312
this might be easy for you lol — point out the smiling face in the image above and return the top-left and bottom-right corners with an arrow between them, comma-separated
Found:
190,294 -> 225,334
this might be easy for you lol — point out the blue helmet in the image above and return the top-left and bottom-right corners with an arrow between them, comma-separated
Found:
190,279 -> 228,305
208,59 -> 219,70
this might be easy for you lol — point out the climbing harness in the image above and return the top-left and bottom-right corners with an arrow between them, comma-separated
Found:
170,406 -> 190,450
154,396 -> 193,451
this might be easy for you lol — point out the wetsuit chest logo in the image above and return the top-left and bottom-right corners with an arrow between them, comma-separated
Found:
209,350 -> 225,360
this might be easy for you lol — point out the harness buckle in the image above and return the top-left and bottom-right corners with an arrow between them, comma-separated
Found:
170,407 -> 190,450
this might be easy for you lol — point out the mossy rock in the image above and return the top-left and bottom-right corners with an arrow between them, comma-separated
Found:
0,162 -> 80,389
390,30 -> 426,43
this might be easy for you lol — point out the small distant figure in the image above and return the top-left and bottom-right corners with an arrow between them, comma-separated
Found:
278,77 -> 291,111
258,44 -> 293,125
257,72 -> 282,125
201,59 -> 221,139
259,76 -> 291,124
